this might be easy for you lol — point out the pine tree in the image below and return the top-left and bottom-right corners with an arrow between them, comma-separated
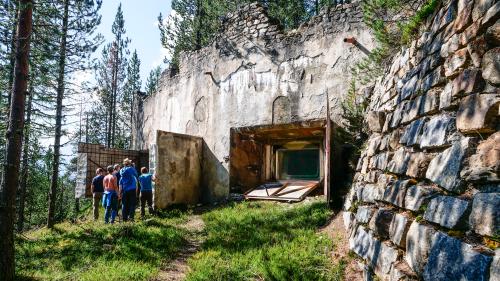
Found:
16,82 -> 33,232
158,0 -> 245,71
15,0 -> 60,232
267,0 -> 309,29
47,0 -> 70,229
0,0 -> 18,163
47,0 -> 102,228
121,50 -> 141,148
0,0 -> 33,279
158,0 -> 199,71
96,3 -> 129,148
145,66 -> 162,96
304,0 -> 333,15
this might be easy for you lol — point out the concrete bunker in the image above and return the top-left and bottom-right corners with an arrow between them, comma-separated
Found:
146,118 -> 341,207
79,1 -> 373,209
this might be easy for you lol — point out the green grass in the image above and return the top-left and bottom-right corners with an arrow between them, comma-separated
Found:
186,200 -> 344,281
15,212 -> 188,281
15,201 -> 347,281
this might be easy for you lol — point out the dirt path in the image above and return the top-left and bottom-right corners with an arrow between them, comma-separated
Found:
319,211 -> 364,281
153,215 -> 205,281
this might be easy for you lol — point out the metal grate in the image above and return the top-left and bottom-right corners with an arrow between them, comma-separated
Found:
75,142 -> 149,198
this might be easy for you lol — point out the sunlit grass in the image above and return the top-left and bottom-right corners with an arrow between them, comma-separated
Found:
16,212 -> 187,281
186,200 -> 345,281
15,200 -> 347,281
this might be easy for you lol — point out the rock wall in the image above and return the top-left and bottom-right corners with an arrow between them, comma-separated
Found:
344,0 -> 499,280
140,1 -> 376,202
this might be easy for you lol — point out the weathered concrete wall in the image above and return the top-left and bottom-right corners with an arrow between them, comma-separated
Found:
140,1 -> 376,203
154,131 -> 203,209
344,0 -> 500,280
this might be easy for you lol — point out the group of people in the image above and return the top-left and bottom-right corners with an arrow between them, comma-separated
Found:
90,158 -> 155,223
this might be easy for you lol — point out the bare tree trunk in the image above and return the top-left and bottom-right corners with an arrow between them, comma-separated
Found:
85,112 -> 89,142
111,83 -> 117,147
17,84 -> 33,232
106,89 -> 112,147
57,180 -> 65,220
195,0 -> 202,49
110,42 -> 119,147
6,1 -> 19,111
130,92 -> 135,148
47,0 -> 69,228
75,198 -> 80,214
0,1 -> 33,279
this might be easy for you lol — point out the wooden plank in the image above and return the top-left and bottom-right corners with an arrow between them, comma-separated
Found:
274,184 -> 313,197
244,182 -> 289,197
246,186 -> 283,197
244,180 -> 319,202
269,182 -> 289,196
276,181 -> 319,199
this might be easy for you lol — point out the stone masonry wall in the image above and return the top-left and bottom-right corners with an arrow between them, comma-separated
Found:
140,1 -> 376,203
344,0 -> 499,280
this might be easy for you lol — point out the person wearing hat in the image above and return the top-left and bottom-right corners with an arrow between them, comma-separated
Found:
119,158 -> 139,221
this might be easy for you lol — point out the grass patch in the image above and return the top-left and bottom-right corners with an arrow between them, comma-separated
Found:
186,200 -> 343,281
15,214 -> 187,281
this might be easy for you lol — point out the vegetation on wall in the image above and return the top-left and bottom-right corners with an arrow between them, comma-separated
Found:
339,80 -> 368,154
340,0 -> 440,150
158,0 -> 336,71
352,0 -> 439,83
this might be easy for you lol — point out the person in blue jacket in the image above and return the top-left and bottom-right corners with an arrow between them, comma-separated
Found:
119,158 -> 138,222
139,167 -> 155,219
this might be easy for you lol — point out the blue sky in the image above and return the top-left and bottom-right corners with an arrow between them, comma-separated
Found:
96,0 -> 173,88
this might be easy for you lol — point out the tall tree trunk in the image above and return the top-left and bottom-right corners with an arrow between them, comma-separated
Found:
111,86 -> 117,147
110,42 -> 120,147
74,198 -> 80,215
47,0 -> 69,228
85,112 -> 89,142
57,180 -> 65,220
106,89 -> 112,147
0,1 -> 33,279
6,1 -> 19,110
195,0 -> 202,49
17,84 -> 33,232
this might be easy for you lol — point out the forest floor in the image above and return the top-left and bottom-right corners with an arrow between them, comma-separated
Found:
15,197 -> 357,281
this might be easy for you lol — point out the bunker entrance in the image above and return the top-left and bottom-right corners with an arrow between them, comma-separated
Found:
276,144 -> 320,180
229,120 -> 333,202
